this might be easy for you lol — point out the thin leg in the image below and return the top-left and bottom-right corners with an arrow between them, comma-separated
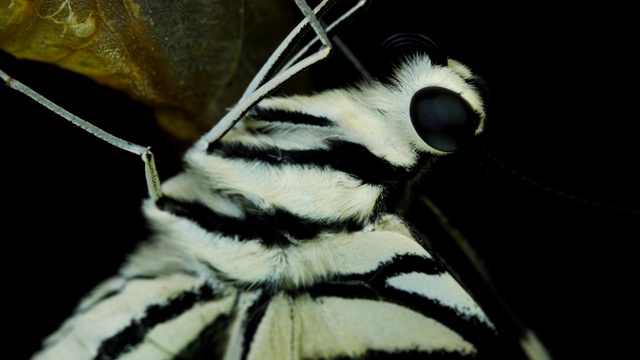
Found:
197,0 -> 369,149
280,1 -> 371,82
240,0 -> 337,101
0,68 -> 163,200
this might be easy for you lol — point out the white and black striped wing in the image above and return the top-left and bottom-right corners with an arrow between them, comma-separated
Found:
232,248 -> 499,359
32,273 -> 238,360
32,228 -> 498,360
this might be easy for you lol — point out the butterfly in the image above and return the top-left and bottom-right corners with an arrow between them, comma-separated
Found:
3,1 -> 636,358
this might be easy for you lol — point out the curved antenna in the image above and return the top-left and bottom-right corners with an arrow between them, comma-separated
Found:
0,69 -> 146,156
0,69 -> 163,201
479,144 -> 640,215
196,0 -> 369,150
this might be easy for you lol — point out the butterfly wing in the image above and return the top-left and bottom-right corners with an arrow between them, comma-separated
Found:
32,271 -> 237,359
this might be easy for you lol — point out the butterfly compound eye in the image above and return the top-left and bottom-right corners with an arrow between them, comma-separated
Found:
410,87 -> 479,152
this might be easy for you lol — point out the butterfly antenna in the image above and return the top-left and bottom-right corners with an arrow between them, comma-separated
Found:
479,144 -> 640,215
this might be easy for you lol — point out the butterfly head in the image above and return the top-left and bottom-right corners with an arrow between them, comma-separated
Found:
381,33 -> 486,155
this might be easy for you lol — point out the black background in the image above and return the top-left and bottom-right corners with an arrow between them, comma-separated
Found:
2,1 -> 638,359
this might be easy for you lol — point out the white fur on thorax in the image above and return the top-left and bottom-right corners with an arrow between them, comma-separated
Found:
130,204 -> 429,288
186,150 -> 382,224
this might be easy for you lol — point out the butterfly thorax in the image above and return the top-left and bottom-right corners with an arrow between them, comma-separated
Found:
134,116 -> 427,290
123,56 -> 486,292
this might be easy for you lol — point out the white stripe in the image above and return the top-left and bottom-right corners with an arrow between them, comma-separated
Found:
247,294 -> 476,359
33,274 -> 206,360
162,171 -> 245,219
223,291 -> 263,360
386,272 -> 494,327
119,293 -> 237,359
186,151 -> 382,223
224,121 -> 336,151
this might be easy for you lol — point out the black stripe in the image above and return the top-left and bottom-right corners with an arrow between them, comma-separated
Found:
251,107 -> 333,126
303,254 -> 498,355
95,283 -> 219,360
240,291 -> 272,360
305,254 -> 443,299
156,196 -> 365,247
209,139 -> 410,186
325,349 -> 477,359
378,286 -> 498,356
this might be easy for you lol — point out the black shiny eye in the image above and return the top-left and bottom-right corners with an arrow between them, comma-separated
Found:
410,87 -> 478,152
